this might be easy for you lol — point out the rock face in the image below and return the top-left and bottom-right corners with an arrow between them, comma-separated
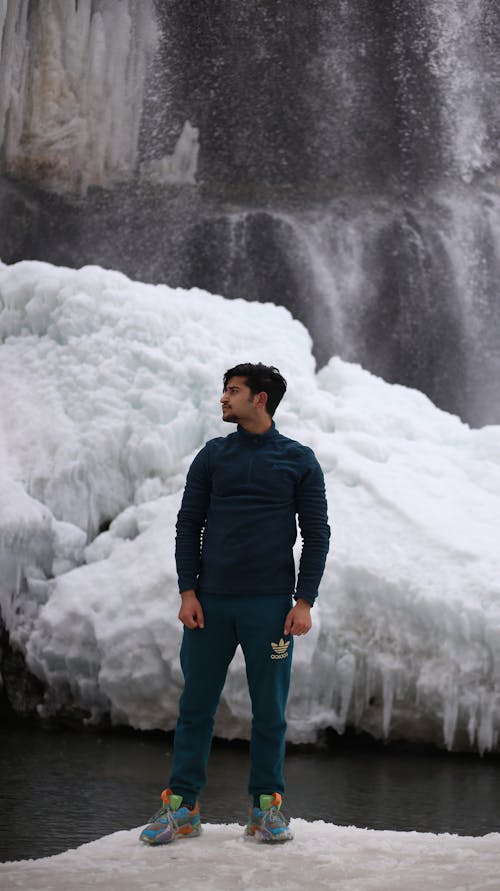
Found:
1,1 -> 500,426
1,621 -> 45,719
0,627 -> 97,728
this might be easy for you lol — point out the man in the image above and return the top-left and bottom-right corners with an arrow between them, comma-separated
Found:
140,363 -> 330,845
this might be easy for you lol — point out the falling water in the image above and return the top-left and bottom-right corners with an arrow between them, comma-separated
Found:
1,0 -> 500,425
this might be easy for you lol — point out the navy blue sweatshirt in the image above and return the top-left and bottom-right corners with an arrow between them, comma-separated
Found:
175,423 -> 330,604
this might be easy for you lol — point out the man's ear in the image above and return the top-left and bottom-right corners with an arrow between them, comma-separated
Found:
255,391 -> 268,409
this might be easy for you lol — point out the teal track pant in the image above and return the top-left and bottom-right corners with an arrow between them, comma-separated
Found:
168,593 -> 293,802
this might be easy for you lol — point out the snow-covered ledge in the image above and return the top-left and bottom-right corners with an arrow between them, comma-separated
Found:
1,821 -> 500,888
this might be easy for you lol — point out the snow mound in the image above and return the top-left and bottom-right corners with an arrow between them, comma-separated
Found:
1,260 -> 500,752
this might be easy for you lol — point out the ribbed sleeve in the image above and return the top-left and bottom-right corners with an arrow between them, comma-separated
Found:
294,453 -> 331,605
175,446 -> 211,592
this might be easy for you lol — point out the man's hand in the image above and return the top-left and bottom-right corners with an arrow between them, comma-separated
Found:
284,598 -> 312,636
178,589 -> 205,629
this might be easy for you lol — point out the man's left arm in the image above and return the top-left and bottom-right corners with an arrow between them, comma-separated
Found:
284,452 -> 330,636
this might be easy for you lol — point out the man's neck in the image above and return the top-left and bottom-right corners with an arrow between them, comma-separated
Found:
238,416 -> 273,435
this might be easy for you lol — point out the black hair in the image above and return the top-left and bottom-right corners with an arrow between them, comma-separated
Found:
223,362 -> 287,417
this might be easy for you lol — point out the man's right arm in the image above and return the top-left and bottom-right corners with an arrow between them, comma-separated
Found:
175,446 -> 211,614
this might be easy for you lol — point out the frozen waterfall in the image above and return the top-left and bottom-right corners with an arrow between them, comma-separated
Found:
0,0 -> 158,192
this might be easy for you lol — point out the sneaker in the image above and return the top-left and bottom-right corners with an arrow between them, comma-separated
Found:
139,788 -> 201,845
245,792 -> 293,843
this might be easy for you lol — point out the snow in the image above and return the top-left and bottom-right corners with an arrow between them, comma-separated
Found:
1,821 -> 500,890
0,259 -> 500,753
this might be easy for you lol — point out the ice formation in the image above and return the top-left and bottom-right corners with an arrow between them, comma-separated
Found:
145,121 -> 199,185
0,260 -> 499,753
0,0 -> 157,192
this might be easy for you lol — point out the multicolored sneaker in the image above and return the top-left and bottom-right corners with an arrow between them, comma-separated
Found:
245,792 -> 293,843
139,788 -> 201,845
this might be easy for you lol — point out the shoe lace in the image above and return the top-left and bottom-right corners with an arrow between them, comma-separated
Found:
264,805 -> 287,826
149,803 -> 179,830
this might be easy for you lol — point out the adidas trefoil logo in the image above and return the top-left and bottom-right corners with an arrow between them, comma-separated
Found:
271,638 -> 290,660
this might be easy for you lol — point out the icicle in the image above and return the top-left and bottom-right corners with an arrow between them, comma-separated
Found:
443,688 -> 459,750
335,652 -> 356,728
381,669 -> 395,738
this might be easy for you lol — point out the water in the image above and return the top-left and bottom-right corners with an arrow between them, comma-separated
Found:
1,724 -> 499,863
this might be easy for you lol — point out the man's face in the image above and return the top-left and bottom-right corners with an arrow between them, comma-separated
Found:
220,376 -> 261,423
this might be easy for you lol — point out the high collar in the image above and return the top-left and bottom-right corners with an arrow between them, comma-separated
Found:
236,420 -> 278,444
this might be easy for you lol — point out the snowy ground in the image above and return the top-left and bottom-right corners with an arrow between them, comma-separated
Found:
1,260 -> 500,753
1,821 -> 500,890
